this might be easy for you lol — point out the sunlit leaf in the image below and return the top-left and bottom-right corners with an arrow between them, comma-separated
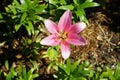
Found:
58,5 -> 74,10
114,63 -> 120,79
20,12 -> 27,23
71,60 -> 80,72
5,60 -> 9,70
25,21 -> 34,35
15,24 -> 22,31
80,2 -> 100,9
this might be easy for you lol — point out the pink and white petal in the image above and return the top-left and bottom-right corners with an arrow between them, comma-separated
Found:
58,10 -> 72,32
60,41 -> 70,59
44,19 -> 58,33
67,33 -> 86,45
69,22 -> 86,33
40,35 -> 60,46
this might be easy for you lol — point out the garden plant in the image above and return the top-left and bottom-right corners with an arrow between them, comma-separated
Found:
0,0 -> 120,80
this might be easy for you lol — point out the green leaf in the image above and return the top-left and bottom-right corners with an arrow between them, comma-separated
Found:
14,0 -> 21,7
80,2 -> 100,9
5,60 -> 9,70
31,74 -> 39,79
66,59 -> 71,73
49,0 -> 59,5
6,66 -> 15,80
15,24 -> 22,31
73,0 -> 78,5
75,0 -> 85,4
58,5 -> 74,10
46,47 -> 58,61
0,41 -> 5,47
31,60 -> 38,71
23,68 -> 27,80
34,5 -> 45,13
100,72 -> 108,79
32,0 -> 39,6
24,0 -> 31,6
29,12 -> 36,21
25,21 -> 34,36
107,67 -> 115,80
86,0 -> 94,2
76,9 -> 85,17
47,63 -> 53,73
71,60 -> 80,72
60,0 -> 67,5
8,5 -> 17,14
114,63 -> 120,79
59,63 -> 70,75
20,12 -> 27,23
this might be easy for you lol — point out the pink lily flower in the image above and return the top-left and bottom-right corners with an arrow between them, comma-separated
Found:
40,10 -> 86,59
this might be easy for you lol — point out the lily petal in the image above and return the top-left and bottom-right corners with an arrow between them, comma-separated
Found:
60,41 -> 70,59
67,33 -> 86,45
69,22 -> 86,33
44,19 -> 58,33
58,10 -> 72,32
40,34 -> 60,46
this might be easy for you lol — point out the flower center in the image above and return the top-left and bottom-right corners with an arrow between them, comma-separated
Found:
58,32 -> 68,40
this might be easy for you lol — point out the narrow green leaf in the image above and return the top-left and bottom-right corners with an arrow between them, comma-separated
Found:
31,74 -> 39,79
6,66 -> 15,80
14,0 -> 21,7
80,2 -> 100,9
15,24 -> 22,31
25,21 -> 34,35
34,5 -> 45,13
8,4 -> 17,14
5,60 -> 9,70
20,12 -> 27,23
114,63 -> 120,79
33,0 -> 39,6
73,0 -> 78,5
58,5 -> 74,10
0,41 -> 5,47
23,68 -> 27,80
86,0 -> 94,2
100,72 -> 108,79
60,0 -> 67,5
71,60 -> 80,72
24,0 -> 31,6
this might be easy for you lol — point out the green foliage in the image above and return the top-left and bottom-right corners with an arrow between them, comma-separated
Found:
7,0 -> 45,35
99,63 -> 120,80
55,59 -> 94,80
6,66 -> 16,80
48,0 -> 100,23
54,60 -> 120,80
21,36 -> 41,57
16,61 -> 39,80
42,46 -> 60,73
1,0 -> 120,79
4,60 -> 39,80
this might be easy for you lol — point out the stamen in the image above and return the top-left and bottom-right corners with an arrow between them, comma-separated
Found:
58,32 -> 68,40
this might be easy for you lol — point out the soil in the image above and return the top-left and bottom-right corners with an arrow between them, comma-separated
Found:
0,0 -> 120,80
